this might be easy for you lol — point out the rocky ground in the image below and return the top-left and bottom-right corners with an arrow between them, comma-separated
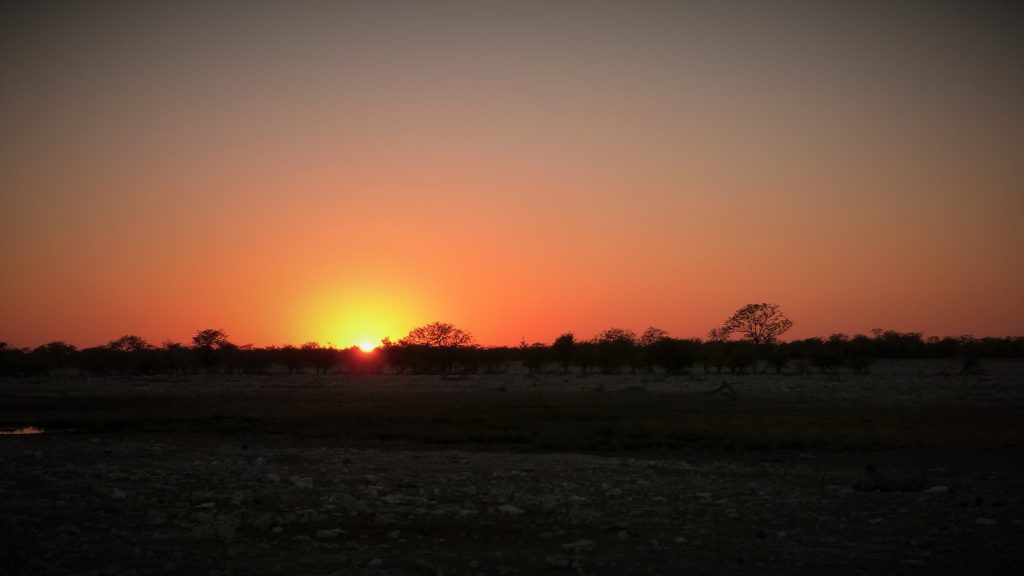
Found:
1,362 -> 1022,575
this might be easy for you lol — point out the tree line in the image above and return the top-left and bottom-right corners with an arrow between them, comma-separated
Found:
1,304 -> 1021,377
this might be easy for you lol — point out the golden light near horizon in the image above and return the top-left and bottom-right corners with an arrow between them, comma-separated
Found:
293,284 -> 428,350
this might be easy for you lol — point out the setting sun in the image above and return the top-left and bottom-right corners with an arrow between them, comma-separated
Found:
358,342 -> 376,353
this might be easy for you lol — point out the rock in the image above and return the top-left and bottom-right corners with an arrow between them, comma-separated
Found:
387,530 -> 401,538
925,485 -> 949,494
562,539 -> 595,553
265,473 -> 280,483
194,502 -> 216,509
316,528 -> 342,539
289,476 -> 313,488
976,518 -> 997,526
368,558 -> 383,568
498,504 -> 524,515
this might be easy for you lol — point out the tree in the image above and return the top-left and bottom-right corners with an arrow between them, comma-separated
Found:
719,303 -> 793,345
192,328 -> 231,350
191,329 -> 233,373
108,334 -> 152,352
399,322 -> 474,347
639,327 -> 669,347
519,340 -> 547,375
550,333 -> 576,373
593,328 -> 637,374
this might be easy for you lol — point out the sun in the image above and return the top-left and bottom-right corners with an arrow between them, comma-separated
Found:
358,341 -> 376,353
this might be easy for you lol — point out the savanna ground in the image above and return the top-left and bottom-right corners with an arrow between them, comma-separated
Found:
1,360 -> 1022,575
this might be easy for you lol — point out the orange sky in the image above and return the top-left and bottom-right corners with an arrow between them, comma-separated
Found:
1,1 -> 1022,348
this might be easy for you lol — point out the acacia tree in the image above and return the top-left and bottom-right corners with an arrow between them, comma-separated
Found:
192,329 -> 231,350
550,332 -> 576,373
192,329 -> 233,373
593,327 -> 637,374
719,303 -> 793,345
399,322 -> 474,347
108,335 -> 152,352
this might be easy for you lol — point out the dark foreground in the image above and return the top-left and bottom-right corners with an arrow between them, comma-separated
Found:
2,363 -> 1022,575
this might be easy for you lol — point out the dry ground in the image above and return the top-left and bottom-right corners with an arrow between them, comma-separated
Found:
1,361 -> 1022,575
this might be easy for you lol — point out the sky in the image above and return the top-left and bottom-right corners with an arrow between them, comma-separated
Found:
1,0 -> 1022,349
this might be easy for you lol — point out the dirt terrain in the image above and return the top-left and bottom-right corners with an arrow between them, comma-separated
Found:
2,361 -> 1022,575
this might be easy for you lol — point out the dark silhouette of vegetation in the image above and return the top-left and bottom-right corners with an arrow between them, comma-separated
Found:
718,303 -> 794,345
1,315 -> 1022,378
550,333 -> 576,373
399,322 -> 473,347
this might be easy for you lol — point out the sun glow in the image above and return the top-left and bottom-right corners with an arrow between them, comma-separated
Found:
295,284 -> 426,352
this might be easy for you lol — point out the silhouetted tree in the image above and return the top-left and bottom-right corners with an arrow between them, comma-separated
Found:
399,322 -> 473,347
702,327 -> 730,373
192,329 -> 232,372
161,341 -> 196,374
648,336 -> 700,375
550,333 -> 576,373
0,342 -> 27,376
108,335 -> 151,352
301,341 -> 337,374
393,322 -> 476,375
519,340 -> 547,375
846,333 -> 874,374
719,303 -> 793,345
28,341 -> 77,375
870,329 -> 925,358
192,329 -> 230,350
593,328 -> 637,374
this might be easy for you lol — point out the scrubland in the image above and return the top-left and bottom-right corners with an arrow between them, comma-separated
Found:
1,361 -> 1022,575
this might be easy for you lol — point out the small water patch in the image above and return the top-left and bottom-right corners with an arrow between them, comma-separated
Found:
0,426 -> 47,435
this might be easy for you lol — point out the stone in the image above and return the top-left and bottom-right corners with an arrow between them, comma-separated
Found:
924,485 -> 949,494
317,528 -> 342,539
976,518 -> 997,526
497,504 -> 524,515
